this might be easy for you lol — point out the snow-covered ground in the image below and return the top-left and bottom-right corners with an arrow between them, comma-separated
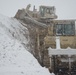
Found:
0,14 -> 30,51
0,14 -> 54,75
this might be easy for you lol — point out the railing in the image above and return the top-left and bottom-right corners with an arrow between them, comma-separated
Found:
48,37 -> 76,73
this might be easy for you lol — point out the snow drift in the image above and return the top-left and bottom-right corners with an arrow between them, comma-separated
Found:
0,14 -> 30,51
0,14 -> 53,75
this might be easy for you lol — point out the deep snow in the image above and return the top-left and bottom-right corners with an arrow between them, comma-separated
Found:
0,14 -> 54,75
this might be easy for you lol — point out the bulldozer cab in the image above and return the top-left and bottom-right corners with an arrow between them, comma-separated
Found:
39,5 -> 57,19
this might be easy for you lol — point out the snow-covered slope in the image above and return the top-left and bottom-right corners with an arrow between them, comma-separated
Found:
0,14 -> 30,51
0,14 -> 53,75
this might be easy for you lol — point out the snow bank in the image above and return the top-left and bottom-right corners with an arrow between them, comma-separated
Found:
0,14 -> 30,51
0,14 -> 53,75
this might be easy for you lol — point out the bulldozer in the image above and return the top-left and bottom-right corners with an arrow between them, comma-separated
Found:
15,4 -> 57,20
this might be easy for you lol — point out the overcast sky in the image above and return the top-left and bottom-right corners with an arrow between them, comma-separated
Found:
0,0 -> 76,19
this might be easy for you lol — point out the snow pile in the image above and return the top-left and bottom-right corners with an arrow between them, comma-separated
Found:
0,14 -> 53,75
0,14 -> 30,51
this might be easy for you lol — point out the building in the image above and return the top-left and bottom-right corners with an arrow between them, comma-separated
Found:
15,4 -> 76,74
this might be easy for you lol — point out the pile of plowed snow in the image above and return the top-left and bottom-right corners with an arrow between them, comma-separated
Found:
0,14 -> 30,51
0,14 -> 54,75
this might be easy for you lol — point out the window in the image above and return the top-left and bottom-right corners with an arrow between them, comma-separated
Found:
56,24 -> 63,35
56,24 -> 75,35
40,7 -> 45,17
46,9 -> 50,13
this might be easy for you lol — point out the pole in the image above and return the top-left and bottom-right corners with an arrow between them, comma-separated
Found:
68,55 -> 71,73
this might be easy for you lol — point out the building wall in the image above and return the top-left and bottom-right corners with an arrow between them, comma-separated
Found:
42,20 -> 76,68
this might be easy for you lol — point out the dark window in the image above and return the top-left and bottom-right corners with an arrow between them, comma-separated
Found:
56,24 -> 63,35
40,7 -> 45,17
56,24 -> 75,35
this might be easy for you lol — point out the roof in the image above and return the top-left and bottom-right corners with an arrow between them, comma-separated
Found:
40,5 -> 55,9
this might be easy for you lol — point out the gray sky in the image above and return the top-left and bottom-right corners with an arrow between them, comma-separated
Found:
0,0 -> 76,19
